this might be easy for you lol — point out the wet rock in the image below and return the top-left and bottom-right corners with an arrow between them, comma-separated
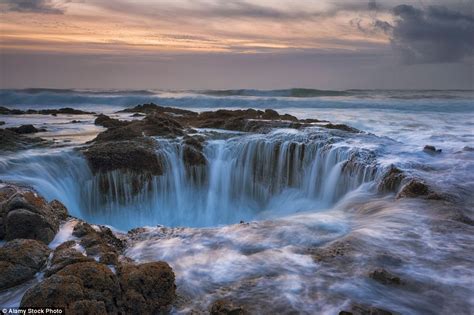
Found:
262,109 -> 280,120
339,304 -> 395,315
94,114 -> 128,128
322,123 -> 360,133
46,241 -> 94,276
0,185 -> 68,244
396,179 -> 430,198
0,129 -> 46,151
70,120 -> 81,123
210,299 -> 246,315
423,145 -> 442,155
72,221 -> 124,265
310,239 -> 355,263
182,135 -> 207,167
0,106 -> 95,115
7,124 -> 46,134
119,262 -> 176,314
0,239 -> 50,290
21,262 -> 122,314
0,106 -> 25,115
131,113 -> 145,117
378,166 -> 405,193
83,139 -> 163,175
369,268 -> 402,285
0,121 -> 5,125
119,103 -> 198,117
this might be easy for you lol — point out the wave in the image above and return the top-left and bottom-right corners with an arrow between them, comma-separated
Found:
197,88 -> 350,98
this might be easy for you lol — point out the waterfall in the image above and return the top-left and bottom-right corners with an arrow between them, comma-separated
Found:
0,130 -> 379,230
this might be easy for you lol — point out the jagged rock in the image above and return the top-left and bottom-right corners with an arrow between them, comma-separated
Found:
21,262 -> 122,314
322,123 -> 360,133
369,268 -> 402,285
72,221 -> 124,265
94,114 -> 128,128
119,103 -> 198,116
0,106 -> 94,115
83,139 -> 163,175
339,304 -> 394,315
0,129 -> 46,151
423,145 -> 442,155
0,185 -> 68,244
46,241 -> 94,276
210,299 -> 246,315
378,166 -> 405,193
396,180 -> 430,198
119,262 -> 176,314
182,135 -> 207,167
7,124 -> 46,134
0,239 -> 50,290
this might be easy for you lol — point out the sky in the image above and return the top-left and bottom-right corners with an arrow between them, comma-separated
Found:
0,0 -> 472,90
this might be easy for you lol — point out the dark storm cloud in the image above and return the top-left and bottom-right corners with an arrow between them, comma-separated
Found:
1,0 -> 65,14
379,4 -> 474,64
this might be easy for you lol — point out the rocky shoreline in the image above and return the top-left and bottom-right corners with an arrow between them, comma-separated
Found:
1,103 -> 471,314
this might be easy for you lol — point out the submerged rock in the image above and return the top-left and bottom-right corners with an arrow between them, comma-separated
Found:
339,304 -> 395,315
396,179 -> 430,198
0,185 -> 68,244
7,124 -> 46,134
210,299 -> 246,315
369,268 -> 402,285
423,145 -> 442,155
0,128 -> 46,151
119,262 -> 176,314
378,166 -> 406,193
0,239 -> 50,290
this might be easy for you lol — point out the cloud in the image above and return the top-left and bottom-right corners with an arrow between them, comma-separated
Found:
379,4 -> 474,63
1,0 -> 65,14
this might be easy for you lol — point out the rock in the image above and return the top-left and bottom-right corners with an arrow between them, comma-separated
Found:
70,120 -> 81,123
182,135 -> 207,167
46,241 -> 93,276
0,239 -> 50,290
339,304 -> 394,315
0,107 -> 94,115
21,262 -> 122,314
131,113 -> 145,117
94,114 -> 128,129
119,262 -> 176,314
322,123 -> 360,133
310,239 -> 355,263
72,221 -> 124,265
378,166 -> 405,193
396,179 -> 430,198
7,124 -> 46,134
0,185 -> 68,244
423,145 -> 442,155
119,103 -> 198,117
0,129 -> 46,151
210,299 -> 245,315
83,139 -> 163,175
369,268 -> 402,285
0,121 -> 5,125
262,109 -> 280,119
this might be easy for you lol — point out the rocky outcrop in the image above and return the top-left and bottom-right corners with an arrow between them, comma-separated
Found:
119,103 -> 198,117
94,114 -> 128,129
210,299 -> 246,315
0,106 -> 95,115
396,179 -> 430,198
0,239 -> 50,290
322,123 -> 360,133
0,128 -> 46,151
21,261 -> 123,314
119,262 -> 176,314
339,304 -> 395,315
0,184 -> 68,244
7,124 -> 46,134
369,268 -> 402,285
182,135 -> 207,167
378,166 -> 406,193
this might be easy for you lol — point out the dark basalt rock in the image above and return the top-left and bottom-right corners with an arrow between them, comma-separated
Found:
119,102 -> 198,117
83,139 -> 163,175
339,304 -> 395,315
7,124 -> 46,134
118,262 -> 176,314
94,114 -> 129,129
0,106 -> 94,115
210,299 -> 246,315
396,179 -> 430,198
46,241 -> 94,276
0,129 -> 46,151
0,239 -> 51,290
423,145 -> 442,155
322,123 -> 360,133
369,268 -> 402,285
0,185 -> 68,244
21,262 -> 122,314
182,135 -> 207,167
72,221 -> 124,265
378,166 -> 406,193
